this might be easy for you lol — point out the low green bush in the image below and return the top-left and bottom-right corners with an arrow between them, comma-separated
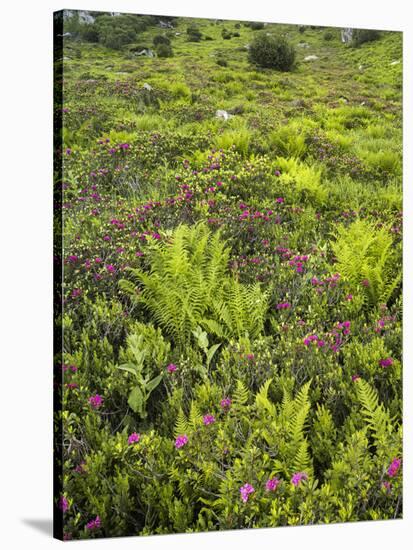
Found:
248,33 -> 296,71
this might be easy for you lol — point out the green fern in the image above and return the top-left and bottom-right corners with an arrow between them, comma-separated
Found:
233,379 -> 249,407
355,379 -> 392,447
174,409 -> 189,438
119,223 -> 268,348
331,219 -> 401,308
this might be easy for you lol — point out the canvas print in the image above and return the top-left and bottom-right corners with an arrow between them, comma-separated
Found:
54,10 -> 403,541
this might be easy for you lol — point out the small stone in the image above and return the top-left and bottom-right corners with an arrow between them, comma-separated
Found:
216,110 -> 233,121
304,55 -> 319,62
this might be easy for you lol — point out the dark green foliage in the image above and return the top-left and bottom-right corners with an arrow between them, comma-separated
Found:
222,29 -> 232,40
186,24 -> 202,42
323,30 -> 335,41
216,57 -> 228,67
351,28 -> 381,47
156,43 -> 174,58
247,21 -> 265,30
248,32 -> 296,71
153,34 -> 171,46
94,15 -> 143,50
78,24 -> 99,43
299,25 -> 306,33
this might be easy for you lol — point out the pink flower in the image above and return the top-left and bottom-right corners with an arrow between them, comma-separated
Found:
203,414 -> 215,426
275,197 -> 284,203
74,462 -> 86,474
346,294 -> 353,301
220,397 -> 232,409
240,483 -> 255,503
351,374 -> 361,382
265,477 -> 280,492
276,302 -> 291,310
106,264 -> 116,274
88,394 -> 103,409
128,432 -> 140,445
86,516 -> 101,530
387,458 -> 401,478
379,357 -> 394,368
291,472 -> 308,486
59,496 -> 69,513
175,435 -> 188,449
382,481 -> 392,493
71,288 -> 82,299
167,363 -> 177,373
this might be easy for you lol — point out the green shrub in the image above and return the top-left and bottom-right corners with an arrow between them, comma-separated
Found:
216,58 -> 228,67
351,29 -> 381,47
323,30 -> 335,41
153,34 -> 171,46
248,21 -> 265,30
248,33 -> 296,71
78,24 -> 99,43
222,29 -> 232,40
156,43 -> 174,58
186,24 -> 202,42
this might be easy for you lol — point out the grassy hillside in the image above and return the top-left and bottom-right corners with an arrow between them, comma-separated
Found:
55,13 -> 402,540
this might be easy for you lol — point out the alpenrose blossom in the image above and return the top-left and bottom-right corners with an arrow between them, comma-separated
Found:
128,432 -> 140,445
203,414 -> 215,425
379,357 -> 394,368
291,472 -> 308,486
387,457 -> 401,478
265,477 -> 281,492
59,496 -> 69,513
86,516 -> 101,530
220,397 -> 232,409
175,435 -> 188,449
167,363 -> 177,373
88,394 -> 103,409
240,483 -> 255,503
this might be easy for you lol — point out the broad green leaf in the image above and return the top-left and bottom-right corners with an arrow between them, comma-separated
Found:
145,373 -> 163,396
128,386 -> 144,414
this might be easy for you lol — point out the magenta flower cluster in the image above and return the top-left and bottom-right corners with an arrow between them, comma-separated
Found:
128,432 -> 140,445
175,435 -> 188,449
220,397 -> 232,409
88,394 -> 103,409
291,472 -> 308,486
203,414 -> 216,426
59,496 -> 69,513
240,483 -> 255,503
167,363 -> 177,373
379,357 -> 394,368
276,302 -> 291,310
265,477 -> 281,492
387,458 -> 401,478
86,516 -> 101,530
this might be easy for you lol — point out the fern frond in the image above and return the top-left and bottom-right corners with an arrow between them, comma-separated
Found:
174,409 -> 189,438
355,379 -> 392,446
233,379 -> 249,407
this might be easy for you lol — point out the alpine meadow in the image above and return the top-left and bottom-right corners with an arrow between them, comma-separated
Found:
54,10 -> 403,541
